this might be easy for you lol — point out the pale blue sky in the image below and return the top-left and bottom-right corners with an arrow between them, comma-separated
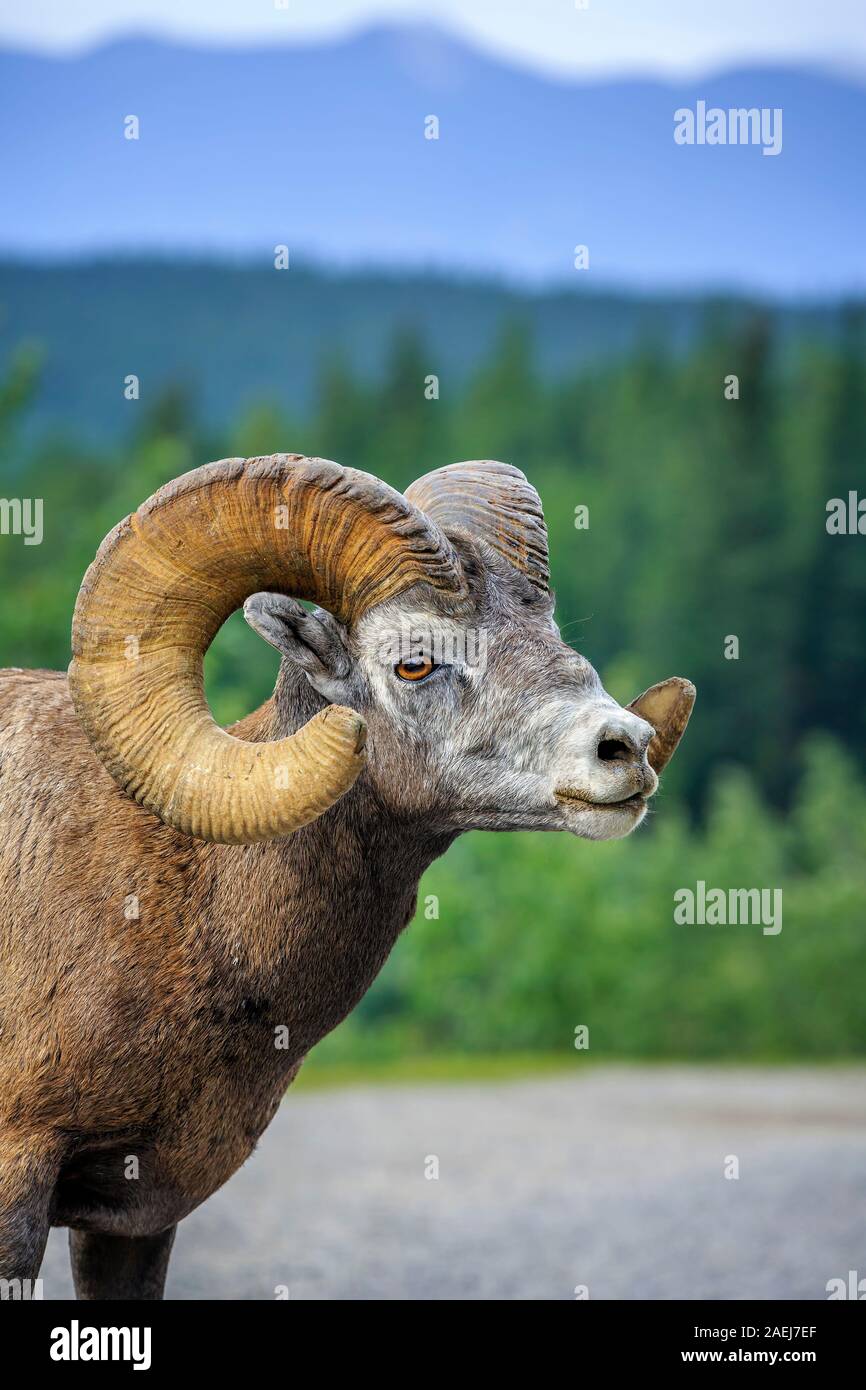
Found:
3,0 -> 866,80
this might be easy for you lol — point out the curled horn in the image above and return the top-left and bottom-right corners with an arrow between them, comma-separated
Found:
69,455 -> 464,843
405,460 -> 549,593
628,678 -> 697,774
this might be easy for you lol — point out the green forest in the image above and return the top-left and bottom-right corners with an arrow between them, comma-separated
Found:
1,299 -> 865,1063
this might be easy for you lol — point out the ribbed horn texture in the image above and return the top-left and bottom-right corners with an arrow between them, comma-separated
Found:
69,455 -> 464,844
405,460 -> 550,593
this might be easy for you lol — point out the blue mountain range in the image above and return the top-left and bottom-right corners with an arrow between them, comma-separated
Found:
1,25 -> 863,294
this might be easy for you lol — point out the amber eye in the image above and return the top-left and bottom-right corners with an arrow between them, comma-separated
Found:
394,655 -> 435,682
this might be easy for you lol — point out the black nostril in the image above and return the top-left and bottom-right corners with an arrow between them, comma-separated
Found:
597,737 -> 633,762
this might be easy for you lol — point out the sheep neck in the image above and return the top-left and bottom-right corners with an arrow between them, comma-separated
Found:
197,672 -> 456,1062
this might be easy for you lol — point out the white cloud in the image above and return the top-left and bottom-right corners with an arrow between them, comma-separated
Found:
4,0 -> 866,81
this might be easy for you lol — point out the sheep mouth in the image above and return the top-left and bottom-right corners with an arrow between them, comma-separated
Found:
555,789 -> 647,812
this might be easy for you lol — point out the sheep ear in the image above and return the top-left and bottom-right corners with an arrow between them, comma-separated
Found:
244,594 -> 351,692
628,677 -> 696,774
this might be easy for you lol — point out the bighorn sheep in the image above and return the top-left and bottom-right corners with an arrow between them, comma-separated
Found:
0,455 -> 694,1299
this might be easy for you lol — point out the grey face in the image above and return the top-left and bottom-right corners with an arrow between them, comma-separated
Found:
245,543 -> 659,843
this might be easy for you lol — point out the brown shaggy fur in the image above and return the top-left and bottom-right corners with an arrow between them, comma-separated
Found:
0,665 -> 451,1293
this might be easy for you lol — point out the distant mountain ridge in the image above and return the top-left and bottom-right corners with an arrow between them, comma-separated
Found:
0,26 -> 864,294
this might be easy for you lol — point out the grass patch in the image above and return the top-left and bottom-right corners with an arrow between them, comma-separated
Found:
291,1053 -> 866,1093
292,1051 -> 576,1092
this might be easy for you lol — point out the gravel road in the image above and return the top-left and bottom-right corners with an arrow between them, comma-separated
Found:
38,1067 -> 866,1300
